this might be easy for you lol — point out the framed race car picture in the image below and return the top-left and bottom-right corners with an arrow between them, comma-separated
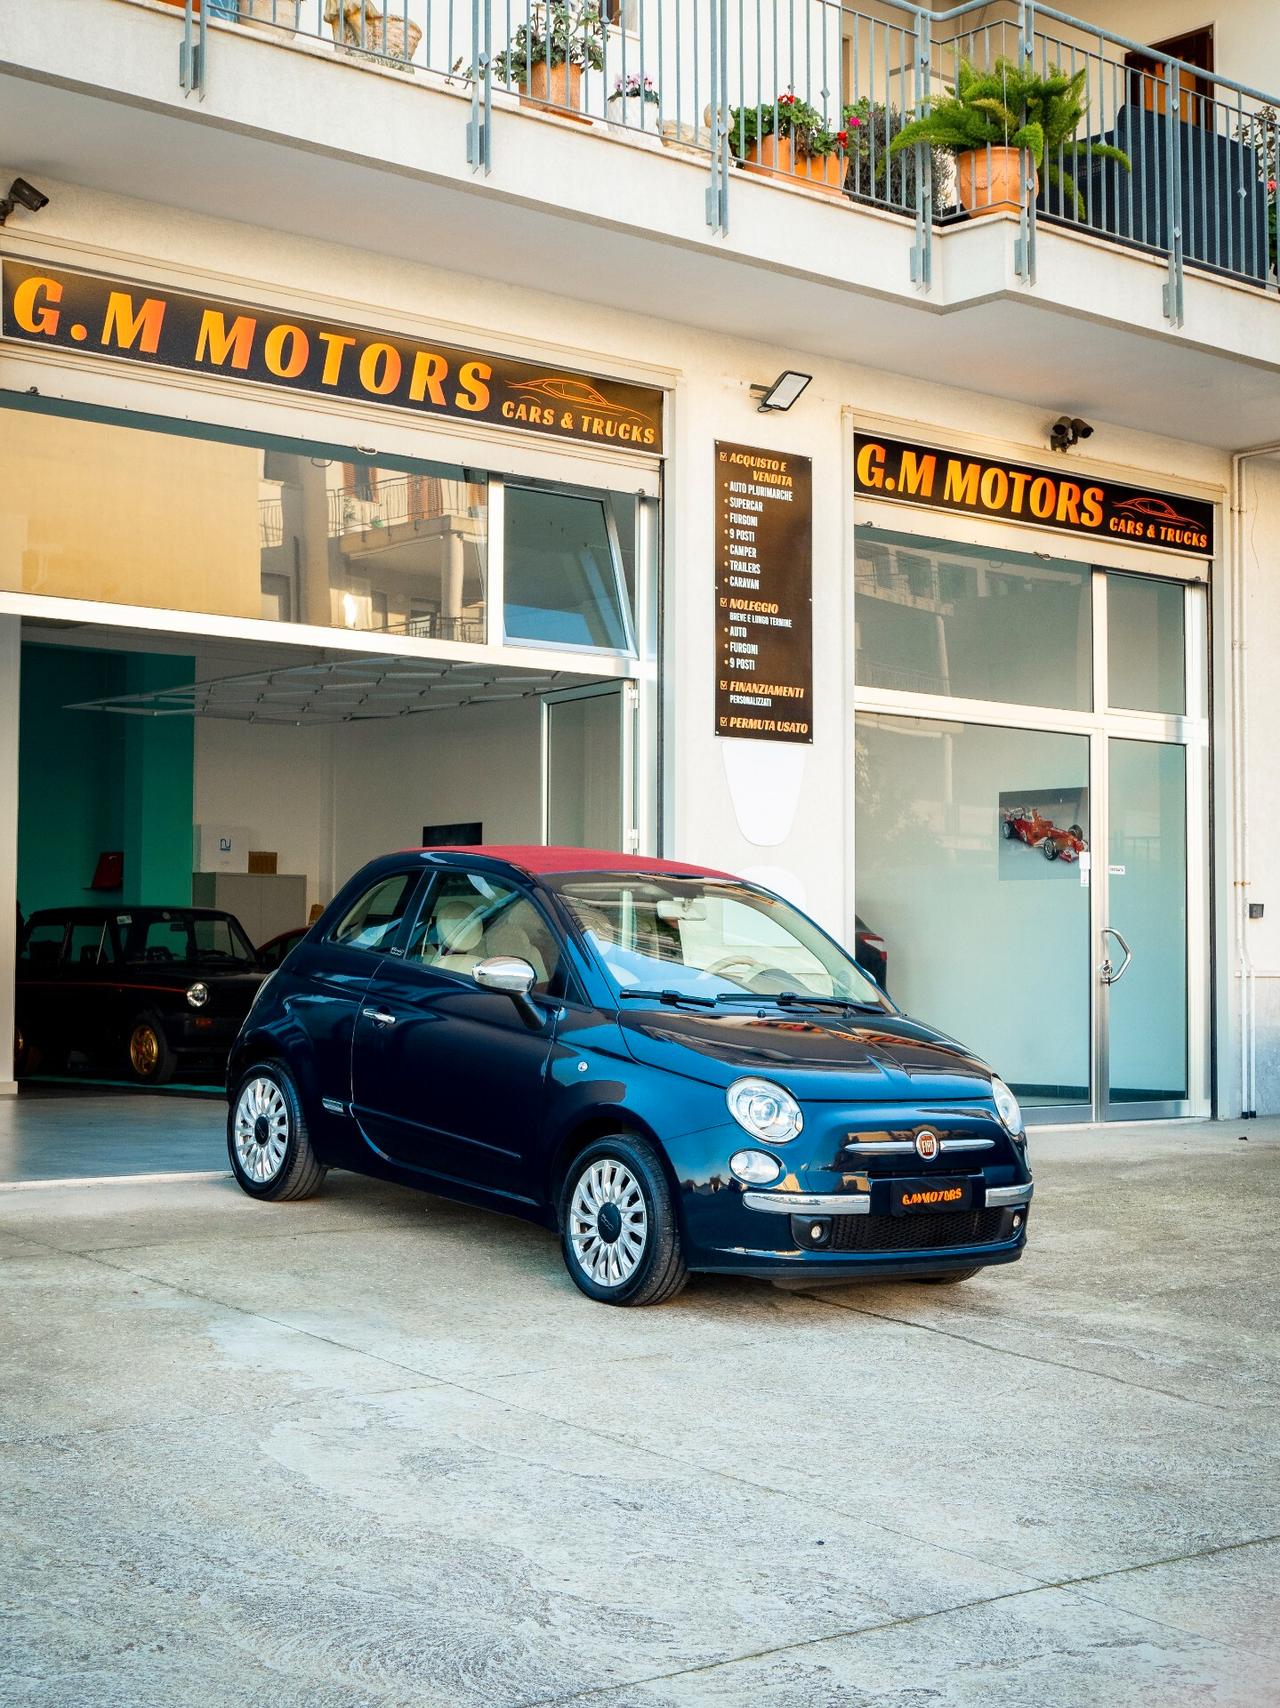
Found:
998,788 -> 1090,880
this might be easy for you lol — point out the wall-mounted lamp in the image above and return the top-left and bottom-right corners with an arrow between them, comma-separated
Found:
750,371 -> 813,413
1049,415 -> 1094,452
0,178 -> 50,226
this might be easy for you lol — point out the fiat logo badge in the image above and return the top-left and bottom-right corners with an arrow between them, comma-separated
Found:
915,1129 -> 940,1161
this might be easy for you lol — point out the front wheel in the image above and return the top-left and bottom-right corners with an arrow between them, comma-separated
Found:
560,1136 -> 688,1307
228,1065 -> 326,1201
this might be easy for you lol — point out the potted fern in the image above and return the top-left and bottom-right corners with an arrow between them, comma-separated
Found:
891,59 -> 1128,218
729,91 -> 848,195
492,2 -> 605,122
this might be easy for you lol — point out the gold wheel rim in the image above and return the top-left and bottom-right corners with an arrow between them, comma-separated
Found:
130,1025 -> 160,1076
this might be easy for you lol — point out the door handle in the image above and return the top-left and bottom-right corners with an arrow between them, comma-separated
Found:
362,1007 -> 398,1028
1099,927 -> 1133,986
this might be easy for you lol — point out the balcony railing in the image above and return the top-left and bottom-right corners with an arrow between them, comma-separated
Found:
163,2 -> 1280,321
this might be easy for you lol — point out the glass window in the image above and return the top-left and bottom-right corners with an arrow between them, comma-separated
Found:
0,405 -> 487,642
855,713 -> 1092,1109
1107,573 -> 1186,715
20,920 -> 65,965
855,531 -> 1092,710
331,874 -> 416,953
406,871 -> 562,992
550,876 -> 884,1004
546,692 -> 623,849
504,487 -> 632,650
67,921 -> 116,966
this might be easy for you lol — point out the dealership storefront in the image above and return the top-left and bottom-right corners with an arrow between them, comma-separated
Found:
850,436 -> 1213,1123
0,242 -> 1227,1124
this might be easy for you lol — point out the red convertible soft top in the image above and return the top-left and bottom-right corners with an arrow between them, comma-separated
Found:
407,844 -> 736,881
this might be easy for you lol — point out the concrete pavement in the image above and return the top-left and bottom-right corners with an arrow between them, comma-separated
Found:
1,1118 -> 1277,1706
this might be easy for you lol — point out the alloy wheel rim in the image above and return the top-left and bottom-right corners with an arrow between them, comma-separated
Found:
569,1158 -> 648,1287
130,1025 -> 160,1076
233,1077 -> 290,1183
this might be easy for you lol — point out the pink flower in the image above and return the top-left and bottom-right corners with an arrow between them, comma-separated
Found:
1270,177 -> 1278,192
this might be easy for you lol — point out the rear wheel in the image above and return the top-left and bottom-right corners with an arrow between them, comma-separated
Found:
1041,838 -> 1060,861
126,1014 -> 175,1085
560,1135 -> 688,1306
228,1065 -> 326,1202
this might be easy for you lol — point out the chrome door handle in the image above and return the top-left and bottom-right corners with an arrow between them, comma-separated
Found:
362,1007 -> 397,1027
1099,927 -> 1133,986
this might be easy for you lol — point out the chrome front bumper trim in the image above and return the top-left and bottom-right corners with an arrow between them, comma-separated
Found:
742,1191 -> 871,1216
984,1183 -> 1034,1206
841,1138 -> 996,1155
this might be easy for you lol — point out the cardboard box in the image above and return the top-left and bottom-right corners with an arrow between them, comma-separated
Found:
247,851 -> 279,875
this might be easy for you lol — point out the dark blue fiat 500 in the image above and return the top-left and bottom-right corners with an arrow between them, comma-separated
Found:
226,846 -> 1032,1306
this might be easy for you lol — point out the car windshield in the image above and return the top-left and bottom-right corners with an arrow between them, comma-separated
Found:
121,912 -> 257,967
547,875 -> 886,1007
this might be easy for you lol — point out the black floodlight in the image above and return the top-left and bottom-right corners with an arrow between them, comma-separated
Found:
751,370 -> 813,413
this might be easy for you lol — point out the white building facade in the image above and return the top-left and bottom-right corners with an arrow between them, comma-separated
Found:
3,0 -> 1280,1124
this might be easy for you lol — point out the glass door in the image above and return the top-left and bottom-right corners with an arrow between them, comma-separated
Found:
1099,738 -> 1190,1116
543,683 -> 636,852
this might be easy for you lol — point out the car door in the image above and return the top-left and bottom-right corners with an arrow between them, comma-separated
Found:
284,868 -> 424,1119
63,916 -> 121,1066
16,915 -> 69,1063
350,868 -> 564,1204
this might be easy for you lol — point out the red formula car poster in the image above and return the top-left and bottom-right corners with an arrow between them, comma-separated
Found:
999,788 -> 1090,879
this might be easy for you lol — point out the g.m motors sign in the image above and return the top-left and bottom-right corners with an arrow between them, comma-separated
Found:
1,257 -> 664,454
855,433 -> 1213,558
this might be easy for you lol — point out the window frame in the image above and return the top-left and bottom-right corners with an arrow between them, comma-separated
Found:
325,869 -> 425,959
399,868 -> 577,1000
499,477 -> 639,658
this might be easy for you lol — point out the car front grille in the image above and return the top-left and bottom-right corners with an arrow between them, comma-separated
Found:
828,1207 -> 1009,1253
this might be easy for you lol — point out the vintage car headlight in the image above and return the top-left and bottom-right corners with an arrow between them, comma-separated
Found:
727,1077 -> 803,1145
991,1076 -> 1025,1137
730,1149 -> 783,1185
186,982 -> 210,1009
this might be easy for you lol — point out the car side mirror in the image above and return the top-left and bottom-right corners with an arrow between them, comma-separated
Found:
474,955 -> 537,996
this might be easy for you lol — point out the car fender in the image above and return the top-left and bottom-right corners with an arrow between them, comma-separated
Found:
227,1014 -> 335,1153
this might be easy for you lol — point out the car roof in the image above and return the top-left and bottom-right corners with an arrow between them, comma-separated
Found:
404,844 -> 736,881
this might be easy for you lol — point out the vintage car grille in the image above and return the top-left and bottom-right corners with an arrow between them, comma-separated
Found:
828,1207 -> 1009,1253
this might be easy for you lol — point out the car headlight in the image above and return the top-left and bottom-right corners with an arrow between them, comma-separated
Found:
726,1077 -> 803,1145
991,1075 -> 1025,1138
186,982 -> 210,1009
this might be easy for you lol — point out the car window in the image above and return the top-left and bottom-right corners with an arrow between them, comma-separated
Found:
67,921 -> 116,967
331,873 -> 416,954
20,920 -> 65,966
405,871 -> 562,993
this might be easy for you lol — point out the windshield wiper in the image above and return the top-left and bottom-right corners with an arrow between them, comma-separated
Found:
710,990 -> 884,1013
619,988 -> 719,1009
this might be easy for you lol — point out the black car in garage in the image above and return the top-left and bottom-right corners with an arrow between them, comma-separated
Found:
16,905 -> 264,1084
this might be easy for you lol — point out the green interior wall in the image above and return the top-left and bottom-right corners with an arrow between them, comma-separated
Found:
18,645 -> 195,917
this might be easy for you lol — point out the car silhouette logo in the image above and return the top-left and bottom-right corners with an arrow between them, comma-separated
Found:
1112,495 -> 1199,528
507,376 -> 650,421
915,1129 -> 940,1161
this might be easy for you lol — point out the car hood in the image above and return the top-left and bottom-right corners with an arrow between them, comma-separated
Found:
617,1007 -> 993,1103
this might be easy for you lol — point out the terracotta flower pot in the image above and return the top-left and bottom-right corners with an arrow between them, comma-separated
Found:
742,135 -> 845,196
955,146 -> 1038,216
521,62 -> 590,123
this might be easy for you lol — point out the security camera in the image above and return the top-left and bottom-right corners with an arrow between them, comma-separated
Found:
1049,415 -> 1093,452
0,178 -> 50,224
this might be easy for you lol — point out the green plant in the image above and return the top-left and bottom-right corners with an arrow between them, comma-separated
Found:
890,59 -> 1129,218
491,2 -> 605,84
842,99 -> 948,214
729,90 -> 843,159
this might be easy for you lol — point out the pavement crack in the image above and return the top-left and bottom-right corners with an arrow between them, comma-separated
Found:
796,1289 -> 1234,1413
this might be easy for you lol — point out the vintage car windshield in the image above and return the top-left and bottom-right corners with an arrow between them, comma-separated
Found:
120,912 -> 258,968
548,876 -> 886,1007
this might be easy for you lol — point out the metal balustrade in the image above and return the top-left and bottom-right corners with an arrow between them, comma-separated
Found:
160,0 -> 1280,319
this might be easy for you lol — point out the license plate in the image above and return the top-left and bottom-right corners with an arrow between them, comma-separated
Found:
891,1177 -> 972,1216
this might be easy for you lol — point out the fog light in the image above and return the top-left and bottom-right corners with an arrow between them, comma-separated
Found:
791,1215 -> 831,1248
1012,1212 -> 1023,1229
730,1149 -> 782,1185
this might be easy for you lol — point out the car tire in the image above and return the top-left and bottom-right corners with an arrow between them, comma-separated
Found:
1000,818 -> 1014,839
1067,824 -> 1084,841
228,1064 -> 327,1202
126,1013 -> 176,1085
1041,838 -> 1060,861
916,1267 -> 982,1285
560,1135 -> 688,1307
